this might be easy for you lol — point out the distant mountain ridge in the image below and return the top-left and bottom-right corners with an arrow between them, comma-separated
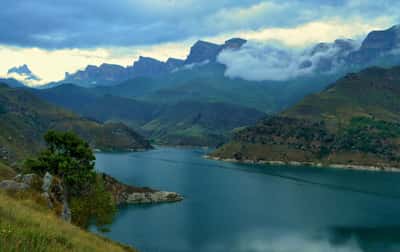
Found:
4,65 -> 41,86
20,24 -> 400,149
7,64 -> 41,82
60,38 -> 248,87
10,24 -> 400,89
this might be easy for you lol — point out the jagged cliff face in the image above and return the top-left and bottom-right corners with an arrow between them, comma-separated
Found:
165,58 -> 185,71
13,24 -> 400,89
64,64 -> 129,86
360,25 -> 400,51
184,38 -> 248,65
129,56 -> 168,77
59,38 -> 247,87
184,40 -> 222,64
348,25 -> 400,65
56,25 -> 400,89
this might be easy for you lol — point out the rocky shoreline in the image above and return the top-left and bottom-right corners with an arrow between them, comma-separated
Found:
205,155 -> 400,173
102,174 -> 183,204
0,172 -> 183,221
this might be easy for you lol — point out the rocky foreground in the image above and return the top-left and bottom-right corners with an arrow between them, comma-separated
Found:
0,172 -> 183,221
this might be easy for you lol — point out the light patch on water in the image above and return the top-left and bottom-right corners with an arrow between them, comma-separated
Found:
201,229 -> 363,252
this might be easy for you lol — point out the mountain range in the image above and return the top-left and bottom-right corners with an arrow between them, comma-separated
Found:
57,38 -> 247,87
46,25 -> 400,89
6,24 -> 400,148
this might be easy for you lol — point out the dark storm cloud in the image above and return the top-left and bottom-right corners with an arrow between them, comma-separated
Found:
0,0 -> 398,49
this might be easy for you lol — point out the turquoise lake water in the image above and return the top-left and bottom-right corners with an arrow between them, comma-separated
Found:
92,147 -> 400,252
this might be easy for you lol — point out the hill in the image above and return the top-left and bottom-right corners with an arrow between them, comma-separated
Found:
0,161 -> 136,252
141,100 -> 265,146
0,83 -> 151,163
32,84 -> 266,146
212,66 -> 400,169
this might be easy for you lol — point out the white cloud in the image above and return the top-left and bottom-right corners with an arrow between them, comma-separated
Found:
212,17 -> 392,48
206,2 -> 288,31
217,39 -> 358,82
0,14 -> 395,86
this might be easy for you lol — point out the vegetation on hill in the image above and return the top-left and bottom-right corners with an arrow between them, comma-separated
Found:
25,131 -> 116,228
212,66 -> 400,168
0,189 -> 136,252
33,84 -> 266,146
0,157 -> 135,251
0,83 -> 151,163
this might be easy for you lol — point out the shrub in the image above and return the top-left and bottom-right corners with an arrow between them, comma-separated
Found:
25,130 -> 116,229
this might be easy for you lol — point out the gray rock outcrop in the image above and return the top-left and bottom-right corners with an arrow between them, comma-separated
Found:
42,172 -> 53,192
126,191 -> 183,204
102,173 -> 183,205
0,180 -> 29,191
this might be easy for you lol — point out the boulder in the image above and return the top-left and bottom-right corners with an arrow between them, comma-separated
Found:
14,173 -> 39,186
126,191 -> 183,204
61,199 -> 71,222
102,173 -> 183,204
42,172 -> 53,192
0,180 -> 29,191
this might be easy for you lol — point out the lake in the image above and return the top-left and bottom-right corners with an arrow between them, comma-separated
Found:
92,147 -> 400,252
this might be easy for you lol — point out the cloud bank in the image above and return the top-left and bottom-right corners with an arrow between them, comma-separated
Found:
217,39 -> 359,82
0,0 -> 399,49
0,0 -> 399,84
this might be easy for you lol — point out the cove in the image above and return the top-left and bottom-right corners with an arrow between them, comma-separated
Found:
91,147 -> 400,252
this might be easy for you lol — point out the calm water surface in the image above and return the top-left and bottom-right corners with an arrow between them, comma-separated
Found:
92,147 -> 400,252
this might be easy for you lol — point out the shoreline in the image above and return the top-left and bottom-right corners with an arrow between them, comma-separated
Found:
205,155 -> 400,173
102,173 -> 184,205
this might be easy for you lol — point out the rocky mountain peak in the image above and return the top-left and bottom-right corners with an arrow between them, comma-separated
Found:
131,56 -> 168,76
166,58 -> 185,70
7,64 -> 41,82
222,38 -> 247,50
360,25 -> 400,51
185,40 -> 222,64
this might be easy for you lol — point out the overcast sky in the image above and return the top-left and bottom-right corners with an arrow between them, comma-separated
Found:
1,0 -> 399,84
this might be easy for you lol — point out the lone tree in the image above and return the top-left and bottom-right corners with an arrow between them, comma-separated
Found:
26,130 -> 116,228
27,130 -> 96,196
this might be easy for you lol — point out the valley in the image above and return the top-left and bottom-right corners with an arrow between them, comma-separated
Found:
2,6 -> 400,251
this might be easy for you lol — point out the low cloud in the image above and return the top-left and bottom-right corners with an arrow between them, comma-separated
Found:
5,72 -> 40,87
217,40 -> 358,82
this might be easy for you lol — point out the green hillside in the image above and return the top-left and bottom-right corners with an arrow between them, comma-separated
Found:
212,66 -> 400,168
92,63 -> 338,114
33,84 -> 265,147
0,161 -> 136,252
142,100 -> 265,146
0,83 -> 151,163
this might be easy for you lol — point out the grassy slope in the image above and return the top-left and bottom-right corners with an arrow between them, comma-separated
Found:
283,67 -> 400,129
0,190 -> 136,252
213,66 -> 400,167
0,161 -> 16,180
0,156 -> 136,252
